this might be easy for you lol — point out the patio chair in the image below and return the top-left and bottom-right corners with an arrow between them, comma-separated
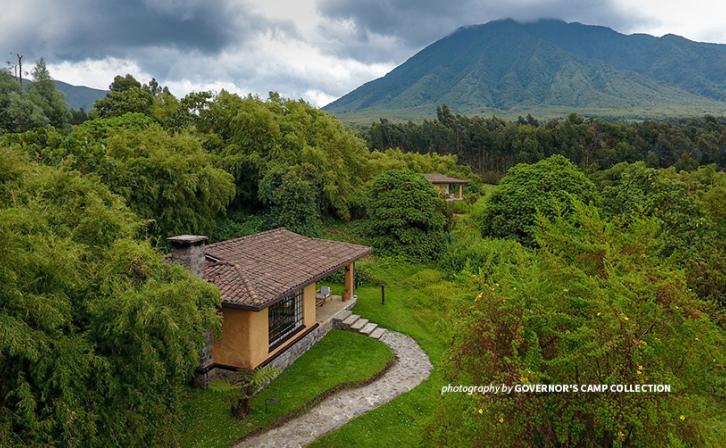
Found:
316,286 -> 332,306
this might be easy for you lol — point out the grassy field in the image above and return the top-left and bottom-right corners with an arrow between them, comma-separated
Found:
175,330 -> 393,448
310,259 -> 473,447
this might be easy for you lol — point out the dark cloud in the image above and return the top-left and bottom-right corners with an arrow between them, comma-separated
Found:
317,0 -> 652,59
4,0 -> 294,63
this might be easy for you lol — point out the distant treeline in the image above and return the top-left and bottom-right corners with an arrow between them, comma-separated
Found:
363,106 -> 726,180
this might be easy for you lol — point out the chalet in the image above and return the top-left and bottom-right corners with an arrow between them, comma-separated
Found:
423,173 -> 469,200
167,228 -> 371,386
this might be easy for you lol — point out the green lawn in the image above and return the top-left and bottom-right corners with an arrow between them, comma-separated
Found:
310,259 -> 473,447
174,330 -> 393,448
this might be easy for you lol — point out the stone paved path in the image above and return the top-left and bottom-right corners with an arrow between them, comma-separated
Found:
235,330 -> 432,448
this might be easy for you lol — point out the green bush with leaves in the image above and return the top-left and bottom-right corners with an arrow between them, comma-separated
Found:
440,234 -> 530,278
431,203 -> 726,447
5,114 -> 236,242
479,155 -> 599,245
596,162 -> 726,309
366,169 -> 448,260
258,163 -> 323,236
0,148 -> 221,447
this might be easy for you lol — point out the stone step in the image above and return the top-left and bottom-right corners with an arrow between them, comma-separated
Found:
350,318 -> 368,330
342,314 -> 359,326
369,328 -> 386,339
359,322 -> 378,335
335,310 -> 353,322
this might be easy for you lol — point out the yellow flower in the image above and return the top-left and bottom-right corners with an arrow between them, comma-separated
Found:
680,415 -> 686,421
596,312 -> 602,316
622,315 -> 629,321
476,292 -> 483,301
478,408 -> 484,415
498,416 -> 505,424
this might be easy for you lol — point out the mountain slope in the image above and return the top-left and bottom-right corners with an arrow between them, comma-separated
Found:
324,19 -> 726,120
53,80 -> 107,111
24,80 -> 107,111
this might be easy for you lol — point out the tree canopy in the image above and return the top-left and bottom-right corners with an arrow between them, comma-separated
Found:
478,155 -> 599,246
3,114 -> 236,242
366,169 -> 449,260
0,148 -> 220,446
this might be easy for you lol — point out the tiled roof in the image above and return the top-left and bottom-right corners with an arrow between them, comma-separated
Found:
203,228 -> 371,310
423,173 -> 469,184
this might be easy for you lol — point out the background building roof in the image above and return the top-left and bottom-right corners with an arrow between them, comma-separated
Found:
423,173 -> 469,184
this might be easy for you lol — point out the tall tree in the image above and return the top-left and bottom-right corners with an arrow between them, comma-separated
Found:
0,69 -> 48,133
91,74 -> 153,118
27,58 -> 70,128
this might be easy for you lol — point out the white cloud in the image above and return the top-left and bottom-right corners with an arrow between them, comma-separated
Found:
46,58 -> 153,89
612,0 -> 726,43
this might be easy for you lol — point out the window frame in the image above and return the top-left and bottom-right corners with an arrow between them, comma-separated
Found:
268,289 -> 304,350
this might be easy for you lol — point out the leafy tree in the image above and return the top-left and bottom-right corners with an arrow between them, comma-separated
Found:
27,58 -> 70,128
91,87 -> 153,118
0,70 -> 49,133
5,114 -> 236,241
198,92 -> 370,220
479,155 -> 599,245
432,203 -> 726,447
366,169 -> 448,260
596,162 -> 726,309
0,148 -> 221,446
91,75 -> 152,118
109,74 -> 142,92
259,163 -> 322,236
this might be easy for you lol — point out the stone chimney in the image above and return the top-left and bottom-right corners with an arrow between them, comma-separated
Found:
167,235 -> 208,277
168,235 -> 213,387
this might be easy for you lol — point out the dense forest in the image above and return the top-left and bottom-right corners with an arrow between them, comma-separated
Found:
1,61 -> 725,447
364,105 -> 726,181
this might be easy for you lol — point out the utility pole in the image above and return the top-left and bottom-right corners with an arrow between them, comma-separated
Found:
16,53 -> 23,89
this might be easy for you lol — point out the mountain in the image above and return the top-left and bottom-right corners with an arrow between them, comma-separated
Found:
24,79 -> 107,111
324,19 -> 726,121
53,80 -> 107,111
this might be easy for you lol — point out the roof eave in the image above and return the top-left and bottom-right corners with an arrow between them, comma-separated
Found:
219,247 -> 372,311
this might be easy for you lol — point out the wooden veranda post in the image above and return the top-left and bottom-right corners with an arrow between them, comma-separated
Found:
344,262 -> 354,301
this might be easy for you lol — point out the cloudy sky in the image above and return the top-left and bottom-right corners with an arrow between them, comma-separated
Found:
2,0 -> 725,107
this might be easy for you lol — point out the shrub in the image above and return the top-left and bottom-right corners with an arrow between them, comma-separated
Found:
479,155 -> 599,246
366,170 -> 449,261
431,203 -> 726,447
440,234 -> 530,278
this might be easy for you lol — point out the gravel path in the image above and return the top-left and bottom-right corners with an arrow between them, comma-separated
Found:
235,330 -> 432,448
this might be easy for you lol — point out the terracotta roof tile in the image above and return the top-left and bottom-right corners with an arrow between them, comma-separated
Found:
203,228 -> 371,310
423,173 -> 469,184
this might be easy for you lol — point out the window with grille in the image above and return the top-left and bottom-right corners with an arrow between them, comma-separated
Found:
268,290 -> 303,349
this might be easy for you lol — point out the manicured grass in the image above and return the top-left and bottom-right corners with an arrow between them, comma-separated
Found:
175,330 -> 393,448
310,260 -> 473,447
